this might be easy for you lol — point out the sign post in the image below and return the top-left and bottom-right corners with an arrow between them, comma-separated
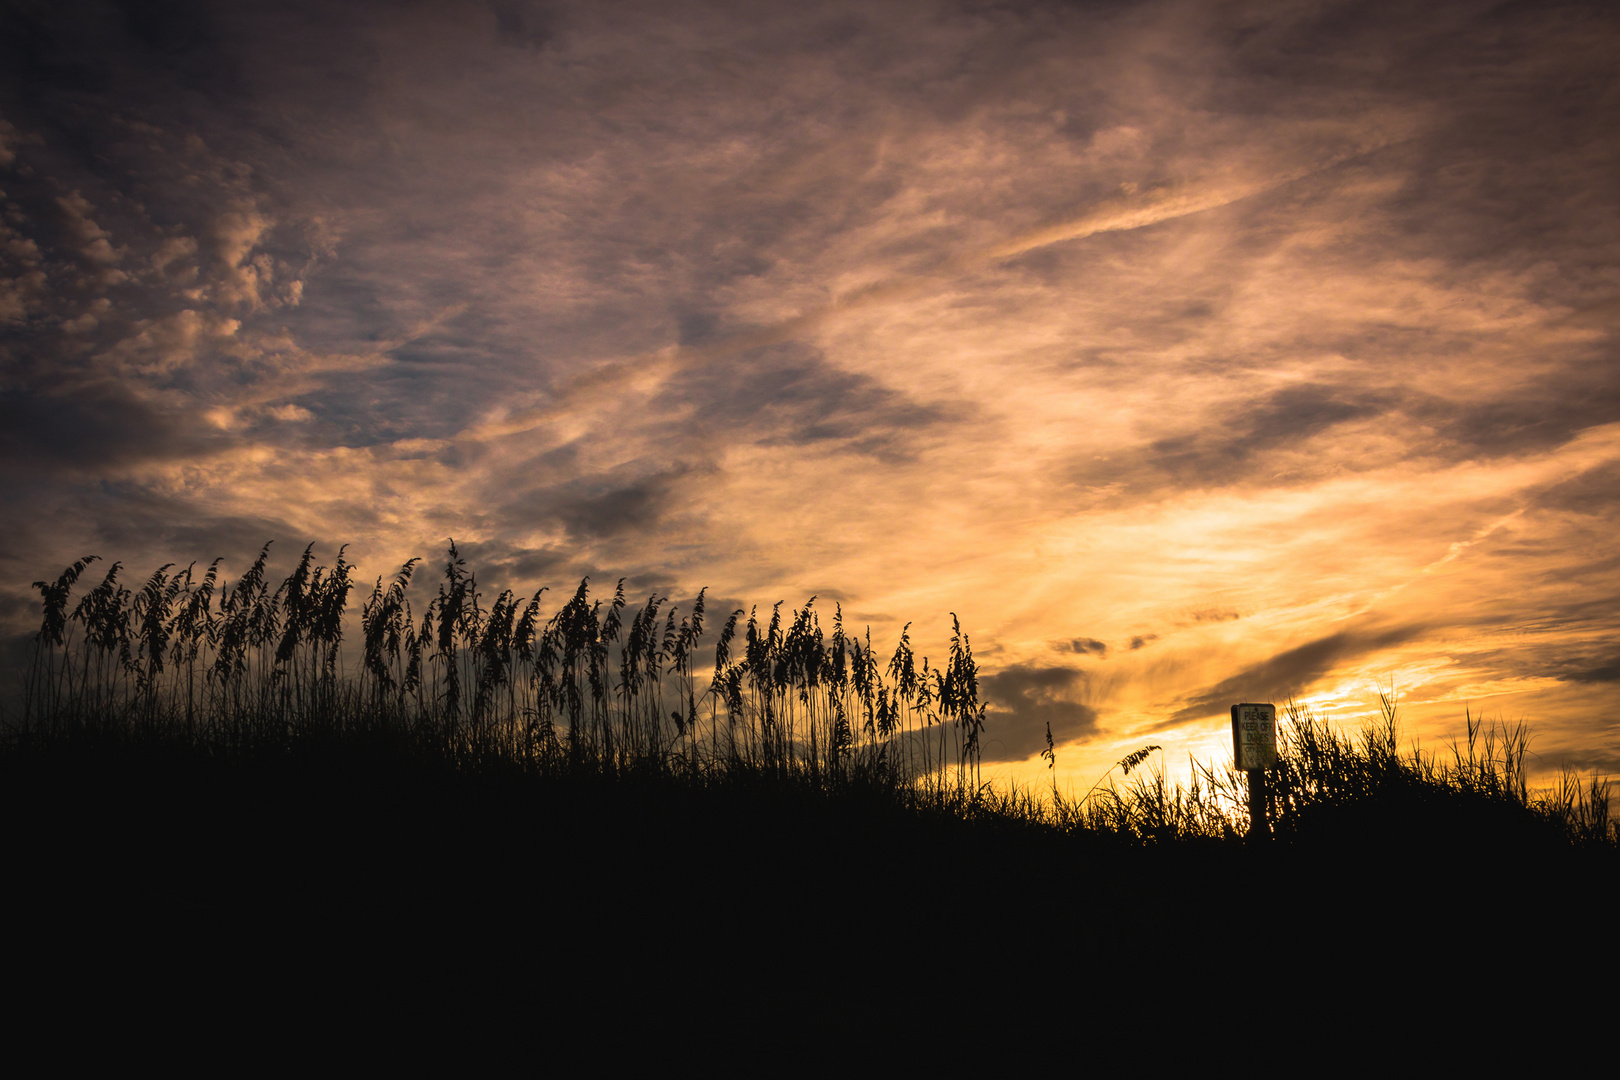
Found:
1230,702 -> 1277,840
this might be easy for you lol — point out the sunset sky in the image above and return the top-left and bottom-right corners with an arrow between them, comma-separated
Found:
3,0 -> 1618,789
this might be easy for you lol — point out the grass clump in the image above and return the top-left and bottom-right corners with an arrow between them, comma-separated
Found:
15,541 -> 990,803
1045,696 -> 1615,853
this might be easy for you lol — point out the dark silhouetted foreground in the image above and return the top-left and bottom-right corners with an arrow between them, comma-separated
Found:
6,547 -> 1616,1032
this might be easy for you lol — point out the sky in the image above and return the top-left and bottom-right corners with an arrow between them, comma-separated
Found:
3,0 -> 1619,790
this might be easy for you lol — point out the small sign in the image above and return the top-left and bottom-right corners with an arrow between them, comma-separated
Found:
1230,702 -> 1277,770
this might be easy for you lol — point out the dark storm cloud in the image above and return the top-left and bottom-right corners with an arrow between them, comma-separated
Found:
1416,363 -> 1620,462
554,475 -> 677,542
1150,383 -> 1392,480
0,383 -> 223,470
487,0 -> 557,50
1053,637 -> 1107,657
1169,372 -> 1620,495
1081,345 -> 1620,497
0,1 -> 414,143
446,538 -> 574,588
514,464 -> 707,544
980,662 -> 1099,762
1533,461 -> 1620,516
1069,381 -> 1398,493
669,340 -> 961,459
1561,659 -> 1620,685
1165,623 -> 1429,726
62,485 -> 299,563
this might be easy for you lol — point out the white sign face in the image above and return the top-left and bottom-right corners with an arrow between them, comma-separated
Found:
1230,702 -> 1277,770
